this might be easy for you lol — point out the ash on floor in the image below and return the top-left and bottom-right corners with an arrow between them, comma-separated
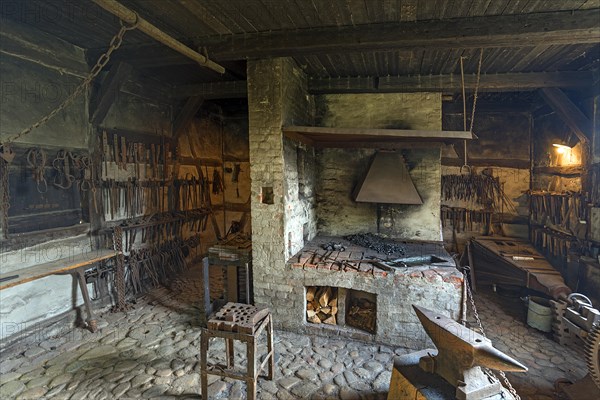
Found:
0,266 -> 587,400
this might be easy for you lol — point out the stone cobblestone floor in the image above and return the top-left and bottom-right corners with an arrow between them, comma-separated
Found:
0,266 -> 588,400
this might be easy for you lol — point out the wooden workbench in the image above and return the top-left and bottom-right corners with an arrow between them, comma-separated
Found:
0,249 -> 118,332
0,249 -> 117,290
470,236 -> 570,299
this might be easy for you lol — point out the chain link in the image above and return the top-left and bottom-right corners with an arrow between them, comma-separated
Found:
464,270 -> 522,400
1,17 -> 138,146
113,225 -> 127,311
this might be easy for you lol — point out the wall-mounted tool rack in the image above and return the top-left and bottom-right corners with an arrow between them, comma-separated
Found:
529,191 -> 600,288
94,127 -> 212,309
529,191 -> 589,237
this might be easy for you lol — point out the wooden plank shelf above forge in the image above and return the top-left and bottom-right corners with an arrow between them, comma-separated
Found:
282,126 -> 475,148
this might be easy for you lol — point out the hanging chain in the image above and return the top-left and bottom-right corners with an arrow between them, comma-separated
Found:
0,160 -> 9,239
113,225 -> 127,311
1,16 -> 139,146
464,273 -> 522,400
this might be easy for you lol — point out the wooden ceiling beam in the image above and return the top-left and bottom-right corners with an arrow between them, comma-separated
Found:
310,71 -> 593,94
90,62 -> 133,125
173,80 -> 248,99
172,96 -> 204,139
0,18 -> 88,78
198,9 -> 600,60
539,88 -> 592,145
120,70 -> 174,103
92,0 -> 226,74
172,70 -> 591,100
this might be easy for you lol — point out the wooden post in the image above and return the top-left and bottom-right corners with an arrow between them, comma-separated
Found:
267,314 -> 274,380
226,337 -> 234,369
247,336 -> 257,400
200,329 -> 209,400
226,265 -> 238,303
202,257 -> 212,316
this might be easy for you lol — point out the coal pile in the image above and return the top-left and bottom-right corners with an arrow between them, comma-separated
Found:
344,233 -> 405,256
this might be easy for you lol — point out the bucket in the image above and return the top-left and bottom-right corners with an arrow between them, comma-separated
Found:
527,296 -> 552,332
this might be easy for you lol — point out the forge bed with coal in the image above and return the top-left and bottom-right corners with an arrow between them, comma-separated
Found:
278,235 -> 464,348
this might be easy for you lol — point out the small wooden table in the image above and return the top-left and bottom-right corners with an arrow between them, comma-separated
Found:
201,303 -> 274,400
0,249 -> 117,332
203,235 -> 252,315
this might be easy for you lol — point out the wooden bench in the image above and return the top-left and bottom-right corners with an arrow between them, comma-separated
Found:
0,249 -> 117,332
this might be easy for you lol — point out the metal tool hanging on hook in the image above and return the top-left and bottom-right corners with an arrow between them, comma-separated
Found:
52,150 -> 75,189
26,148 -> 48,193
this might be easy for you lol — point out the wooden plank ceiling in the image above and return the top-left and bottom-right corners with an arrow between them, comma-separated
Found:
1,0 -> 598,88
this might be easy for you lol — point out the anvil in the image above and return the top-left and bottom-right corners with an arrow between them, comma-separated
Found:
413,305 -> 528,400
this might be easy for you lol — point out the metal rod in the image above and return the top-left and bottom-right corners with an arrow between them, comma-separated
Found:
92,0 -> 226,74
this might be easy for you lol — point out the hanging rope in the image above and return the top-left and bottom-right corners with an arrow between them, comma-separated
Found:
459,49 -> 484,174
470,49 -> 484,133
460,56 -> 468,172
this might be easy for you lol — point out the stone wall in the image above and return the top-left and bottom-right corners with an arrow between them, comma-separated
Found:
248,58 -> 322,332
248,61 -> 461,346
314,93 -> 443,241
248,58 -> 300,315
281,60 -> 317,258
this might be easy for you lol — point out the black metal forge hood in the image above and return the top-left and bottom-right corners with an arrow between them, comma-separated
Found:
353,151 -> 423,205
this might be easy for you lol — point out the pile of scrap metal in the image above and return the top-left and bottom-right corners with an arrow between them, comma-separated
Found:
551,293 -> 600,398
388,305 -> 527,400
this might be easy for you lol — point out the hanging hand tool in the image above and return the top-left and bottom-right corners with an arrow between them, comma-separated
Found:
26,148 -> 48,193
52,150 -> 75,190
113,134 -> 120,170
121,136 -> 127,171
102,131 -> 110,177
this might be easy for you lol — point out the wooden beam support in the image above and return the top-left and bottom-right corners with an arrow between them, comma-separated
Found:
533,165 -> 582,177
200,9 -> 600,60
443,101 -> 533,114
172,97 -> 204,139
442,158 -> 531,169
310,71 -> 592,94
90,62 -> 132,125
0,18 -> 88,78
539,88 -> 592,144
283,126 -> 475,147
120,70 -> 174,103
92,0 -> 225,74
173,80 -> 248,99
176,71 -> 591,101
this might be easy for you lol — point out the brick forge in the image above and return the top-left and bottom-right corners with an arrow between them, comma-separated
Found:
247,58 -> 463,348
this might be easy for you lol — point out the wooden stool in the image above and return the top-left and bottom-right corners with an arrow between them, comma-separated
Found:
201,302 -> 274,400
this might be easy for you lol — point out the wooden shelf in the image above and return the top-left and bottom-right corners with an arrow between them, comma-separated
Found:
533,165 -> 582,177
283,126 -> 475,147
0,249 -> 117,290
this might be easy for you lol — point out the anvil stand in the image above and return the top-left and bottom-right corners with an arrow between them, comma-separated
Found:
388,349 -> 516,400
388,305 -> 527,400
